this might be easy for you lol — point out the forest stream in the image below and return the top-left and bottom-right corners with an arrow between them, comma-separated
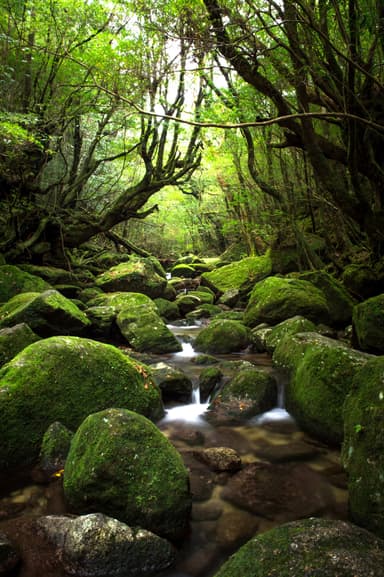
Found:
0,321 -> 348,577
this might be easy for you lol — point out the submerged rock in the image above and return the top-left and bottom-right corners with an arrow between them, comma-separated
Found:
37,513 -> 175,577
63,408 -> 191,541
213,517 -> 384,577
221,462 -> 334,521
0,336 -> 163,469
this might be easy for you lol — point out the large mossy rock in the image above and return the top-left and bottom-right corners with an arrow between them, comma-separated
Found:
37,513 -> 175,577
342,263 -> 380,300
201,254 -> 272,296
264,316 -> 316,354
244,276 -> 329,328
272,331 -> 340,374
194,319 -> 250,354
352,294 -> 384,353
0,323 -> 40,367
342,357 -> 384,538
150,362 -> 192,403
117,309 -> 181,353
0,264 -> 51,303
274,333 -> 371,445
213,518 -> 384,577
0,289 -> 91,337
19,264 -> 75,286
298,270 -> 355,326
0,336 -> 163,469
63,408 -> 191,541
95,258 -> 167,299
205,367 -> 277,425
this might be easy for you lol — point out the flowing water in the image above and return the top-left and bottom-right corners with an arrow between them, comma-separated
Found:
0,321 -> 348,577
153,323 -> 348,577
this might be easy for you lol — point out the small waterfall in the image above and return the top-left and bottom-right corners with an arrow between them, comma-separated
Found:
191,384 -> 200,404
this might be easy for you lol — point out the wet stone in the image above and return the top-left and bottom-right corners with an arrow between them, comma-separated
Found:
192,447 -> 242,472
216,510 -> 259,551
253,440 -> 324,463
221,461 -> 335,522
0,531 -> 20,575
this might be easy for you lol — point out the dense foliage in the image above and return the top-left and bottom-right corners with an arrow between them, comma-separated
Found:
1,0 -> 383,264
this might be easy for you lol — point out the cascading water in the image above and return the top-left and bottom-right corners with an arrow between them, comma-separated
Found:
161,325 -> 209,424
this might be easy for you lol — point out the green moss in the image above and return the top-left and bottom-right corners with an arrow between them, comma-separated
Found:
117,310 -> 182,353
63,408 -> 191,540
213,518 -> 384,577
244,276 -> 329,328
353,294 -> 384,353
298,270 -> 355,326
265,316 -> 316,354
272,331 -> 340,374
0,336 -> 163,469
39,421 -> 73,474
194,320 -> 250,354
201,253 -> 272,294
171,263 -> 196,278
342,357 -> 384,538
95,258 -> 166,298
0,265 -> 51,303
154,298 -> 180,321
342,264 -> 379,300
0,289 -> 90,336
287,342 -> 370,445
0,323 -> 40,367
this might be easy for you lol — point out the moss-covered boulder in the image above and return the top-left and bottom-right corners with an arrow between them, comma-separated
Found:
352,294 -> 384,353
213,518 -> 384,577
19,264 -> 75,286
205,367 -> 277,425
84,305 -> 117,340
342,263 -> 380,300
284,337 -> 371,445
154,297 -> 180,321
249,323 -> 272,353
201,253 -> 272,295
117,309 -> 181,354
63,408 -> 191,541
0,336 -> 163,469
272,331 -> 343,375
39,421 -> 73,476
194,319 -> 250,354
265,316 -> 316,354
150,362 -> 192,403
175,293 -> 201,316
0,289 -> 91,337
0,323 -> 40,366
88,291 -> 157,313
170,263 -> 196,278
95,258 -> 167,299
342,357 -> 384,538
298,270 -> 355,326
186,303 -> 222,320
198,366 -> 222,402
244,276 -> 329,328
0,264 -> 51,303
